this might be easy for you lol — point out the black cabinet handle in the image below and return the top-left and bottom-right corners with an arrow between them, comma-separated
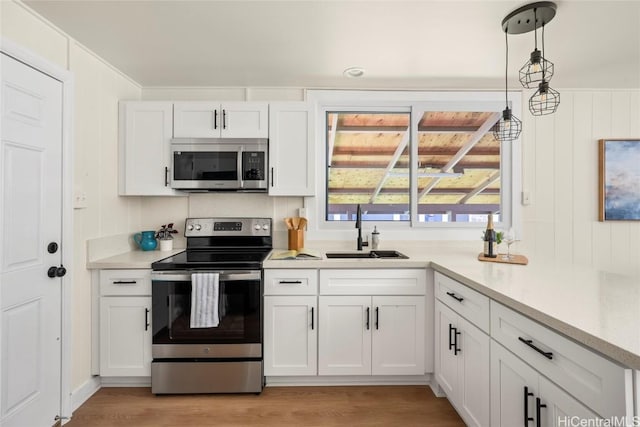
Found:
366,307 -> 370,330
448,324 -> 455,351
270,167 -> 274,187
214,110 -> 218,129
222,109 -> 227,129
454,329 -> 461,355
518,337 -> 553,360
535,397 -> 546,427
375,307 -> 379,330
164,167 -> 169,187
446,291 -> 464,302
113,280 -> 137,285
311,307 -> 314,330
524,386 -> 534,426
278,280 -> 302,284
145,308 -> 150,331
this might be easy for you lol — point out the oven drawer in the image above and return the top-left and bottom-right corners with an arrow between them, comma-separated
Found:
264,269 -> 318,295
100,269 -> 151,296
151,361 -> 263,394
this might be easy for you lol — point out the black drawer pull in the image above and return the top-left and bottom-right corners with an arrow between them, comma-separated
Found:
448,324 -> 455,351
454,329 -> 461,355
214,110 -> 218,129
375,307 -> 379,330
524,386 -> 534,425
366,307 -> 370,330
278,280 -> 303,284
164,167 -> 169,187
310,307 -> 314,330
535,397 -> 546,427
113,280 -> 137,285
144,308 -> 150,331
518,337 -> 553,360
446,291 -> 464,302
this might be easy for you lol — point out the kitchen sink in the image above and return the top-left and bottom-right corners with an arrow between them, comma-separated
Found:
325,250 -> 409,259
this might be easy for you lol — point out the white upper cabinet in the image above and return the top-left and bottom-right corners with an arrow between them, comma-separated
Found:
268,102 -> 315,196
173,101 -> 268,138
119,101 -> 179,196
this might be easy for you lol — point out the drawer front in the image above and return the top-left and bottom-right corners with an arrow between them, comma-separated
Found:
490,301 -> 632,419
264,269 -> 318,295
100,269 -> 151,296
434,272 -> 490,333
319,269 -> 426,295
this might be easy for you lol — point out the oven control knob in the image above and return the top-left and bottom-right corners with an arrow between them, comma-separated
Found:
254,224 -> 261,230
194,224 -> 201,231
262,224 -> 269,230
187,224 -> 194,231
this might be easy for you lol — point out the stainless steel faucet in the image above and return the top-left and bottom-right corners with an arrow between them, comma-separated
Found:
355,204 -> 368,251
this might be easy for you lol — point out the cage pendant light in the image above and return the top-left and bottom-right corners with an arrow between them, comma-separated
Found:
529,24 -> 560,115
492,29 -> 522,142
518,7 -> 555,88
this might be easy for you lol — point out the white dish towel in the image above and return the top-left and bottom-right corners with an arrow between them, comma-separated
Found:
190,272 -> 220,328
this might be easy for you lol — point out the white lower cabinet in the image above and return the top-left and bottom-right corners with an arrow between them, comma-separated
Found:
435,300 -> 490,427
99,269 -> 152,377
318,295 -> 425,376
491,340 -> 600,427
99,296 -> 152,377
264,296 -> 317,376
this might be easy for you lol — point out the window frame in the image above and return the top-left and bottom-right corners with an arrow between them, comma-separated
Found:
304,89 -> 522,242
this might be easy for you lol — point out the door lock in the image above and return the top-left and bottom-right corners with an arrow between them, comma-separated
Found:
47,242 -> 59,254
47,265 -> 67,278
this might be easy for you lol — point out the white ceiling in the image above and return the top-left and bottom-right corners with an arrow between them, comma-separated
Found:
24,0 -> 640,89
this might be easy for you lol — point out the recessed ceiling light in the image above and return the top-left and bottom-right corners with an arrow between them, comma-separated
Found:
343,67 -> 365,78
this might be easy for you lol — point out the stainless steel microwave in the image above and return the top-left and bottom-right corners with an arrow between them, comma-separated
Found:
170,138 -> 268,191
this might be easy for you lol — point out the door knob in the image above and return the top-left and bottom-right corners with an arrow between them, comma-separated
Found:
47,242 -> 59,254
47,265 -> 67,278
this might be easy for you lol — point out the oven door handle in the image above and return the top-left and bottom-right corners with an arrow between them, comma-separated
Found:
151,271 -> 261,282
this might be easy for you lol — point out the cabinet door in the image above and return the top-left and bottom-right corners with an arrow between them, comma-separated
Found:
173,101 -> 220,137
264,296 -> 317,376
268,102 -> 315,196
119,101 -> 177,196
100,296 -> 151,377
221,102 -> 268,138
538,376 -> 601,427
491,340 -> 540,427
435,301 -> 459,399
372,296 -> 425,375
318,296 -> 371,375
457,316 -> 490,427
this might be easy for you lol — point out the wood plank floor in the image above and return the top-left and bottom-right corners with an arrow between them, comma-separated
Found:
66,386 -> 465,426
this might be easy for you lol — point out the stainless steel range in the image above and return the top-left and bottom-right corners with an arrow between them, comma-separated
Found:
150,217 -> 272,394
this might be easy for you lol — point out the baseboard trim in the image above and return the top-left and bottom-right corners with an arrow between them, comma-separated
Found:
429,378 -> 446,398
266,374 -> 432,387
100,376 -> 151,387
71,376 -> 101,413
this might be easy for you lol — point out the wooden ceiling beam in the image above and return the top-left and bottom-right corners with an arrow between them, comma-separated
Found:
332,146 -> 498,156
327,113 -> 338,167
329,125 -> 480,133
330,161 -> 500,169
417,112 -> 501,200
329,187 -> 500,194
369,128 -> 410,203
327,203 -> 500,215
458,171 -> 501,204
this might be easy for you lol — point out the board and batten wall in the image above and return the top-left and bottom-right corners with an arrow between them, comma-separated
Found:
1,0 -> 144,395
520,90 -> 640,276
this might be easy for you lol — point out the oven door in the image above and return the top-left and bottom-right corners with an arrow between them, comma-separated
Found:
171,144 -> 242,190
151,270 -> 262,358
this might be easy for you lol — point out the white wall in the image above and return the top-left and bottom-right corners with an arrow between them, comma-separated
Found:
521,90 -> 640,276
1,1 -> 143,391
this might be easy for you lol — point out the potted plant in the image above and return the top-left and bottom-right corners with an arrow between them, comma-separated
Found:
156,223 -> 178,251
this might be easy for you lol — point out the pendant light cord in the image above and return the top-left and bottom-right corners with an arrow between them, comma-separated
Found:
504,29 -> 509,107
541,23 -> 546,80
534,8 -> 538,50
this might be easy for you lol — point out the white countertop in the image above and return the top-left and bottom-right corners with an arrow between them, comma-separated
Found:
88,241 -> 640,370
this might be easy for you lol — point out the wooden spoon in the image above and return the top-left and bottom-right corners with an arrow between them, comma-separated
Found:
284,218 -> 293,229
292,217 -> 300,230
299,217 -> 308,230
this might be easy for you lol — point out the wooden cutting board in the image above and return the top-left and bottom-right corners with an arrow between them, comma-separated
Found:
478,253 -> 528,265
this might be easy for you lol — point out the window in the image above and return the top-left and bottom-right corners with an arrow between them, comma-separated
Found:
307,90 -> 521,240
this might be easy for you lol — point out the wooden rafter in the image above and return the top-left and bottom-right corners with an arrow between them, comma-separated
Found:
417,112 -> 501,200
458,171 -> 501,204
331,160 -> 499,169
369,128 -> 410,203
327,113 -> 338,167
332,146 -> 499,156
329,187 -> 500,195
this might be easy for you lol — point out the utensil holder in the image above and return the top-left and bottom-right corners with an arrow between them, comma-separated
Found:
288,229 -> 304,251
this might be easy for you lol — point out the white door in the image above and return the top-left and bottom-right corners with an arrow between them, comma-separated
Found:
490,340 -> 539,427
220,102 -> 268,138
434,301 -> 458,399
318,296 -> 371,375
264,296 -> 317,376
1,52 -> 64,427
538,376 -> 601,427
173,101 -> 220,138
457,317 -> 490,427
371,296 -> 425,375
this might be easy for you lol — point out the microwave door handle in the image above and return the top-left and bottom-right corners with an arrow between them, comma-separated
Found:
237,147 -> 244,188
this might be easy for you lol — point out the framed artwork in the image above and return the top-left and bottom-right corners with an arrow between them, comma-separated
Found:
598,139 -> 640,221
